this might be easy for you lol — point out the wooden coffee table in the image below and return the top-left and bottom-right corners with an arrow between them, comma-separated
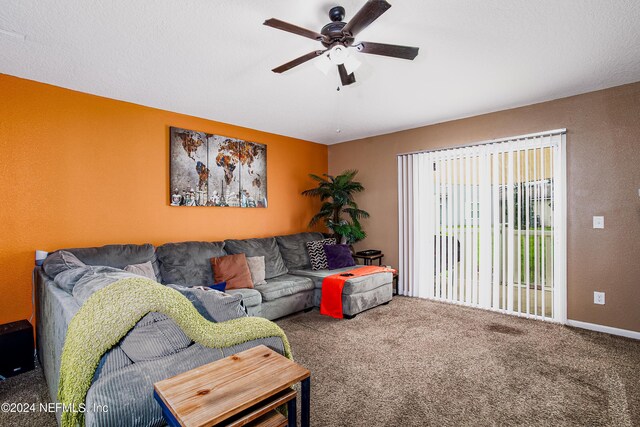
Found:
153,345 -> 311,427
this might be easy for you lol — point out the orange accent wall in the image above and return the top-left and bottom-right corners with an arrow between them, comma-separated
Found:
0,74 -> 328,325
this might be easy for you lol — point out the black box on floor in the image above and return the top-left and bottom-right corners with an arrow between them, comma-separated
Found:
0,320 -> 34,378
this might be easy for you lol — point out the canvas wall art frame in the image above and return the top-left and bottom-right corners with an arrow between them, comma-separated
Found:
169,126 -> 267,208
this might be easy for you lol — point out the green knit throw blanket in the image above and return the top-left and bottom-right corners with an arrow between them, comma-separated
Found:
58,277 -> 292,427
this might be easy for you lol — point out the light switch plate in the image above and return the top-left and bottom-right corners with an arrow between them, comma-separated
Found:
594,291 -> 605,305
593,216 -> 604,229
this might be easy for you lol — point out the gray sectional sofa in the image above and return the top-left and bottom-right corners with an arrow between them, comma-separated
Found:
151,232 -> 393,321
35,231 -> 393,426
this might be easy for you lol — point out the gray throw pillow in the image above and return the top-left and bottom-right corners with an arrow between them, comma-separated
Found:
168,284 -> 247,322
246,256 -> 267,286
43,250 -> 86,278
72,267 -> 140,305
124,261 -> 157,281
54,266 -> 95,294
306,238 -> 336,270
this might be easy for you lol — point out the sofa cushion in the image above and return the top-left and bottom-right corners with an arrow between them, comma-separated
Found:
43,250 -> 86,279
156,241 -> 226,286
46,243 -> 161,281
63,243 -> 157,270
225,288 -> 262,308
255,274 -> 314,302
224,237 -> 288,279
289,267 -> 392,295
275,232 -> 325,270
211,254 -> 254,290
124,261 -> 157,281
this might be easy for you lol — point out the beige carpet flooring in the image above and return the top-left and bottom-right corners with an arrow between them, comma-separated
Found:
276,297 -> 640,427
1,297 -> 638,426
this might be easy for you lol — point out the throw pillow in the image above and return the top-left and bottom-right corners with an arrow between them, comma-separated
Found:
305,238 -> 336,270
42,250 -> 86,278
210,282 -> 227,292
168,284 -> 247,322
72,267 -> 140,305
324,244 -> 356,270
124,261 -> 157,281
210,253 -> 253,290
54,266 -> 95,294
245,256 -> 267,286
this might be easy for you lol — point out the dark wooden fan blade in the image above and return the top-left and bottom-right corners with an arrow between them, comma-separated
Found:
338,64 -> 356,86
264,18 -> 326,42
342,0 -> 392,37
356,41 -> 419,60
272,50 -> 326,73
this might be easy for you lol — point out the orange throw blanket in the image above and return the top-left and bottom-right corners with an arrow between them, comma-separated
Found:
320,266 -> 395,319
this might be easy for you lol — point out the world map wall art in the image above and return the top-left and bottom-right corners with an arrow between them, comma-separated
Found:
169,126 -> 267,208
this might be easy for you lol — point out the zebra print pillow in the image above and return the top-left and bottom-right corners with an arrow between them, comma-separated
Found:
305,238 -> 336,270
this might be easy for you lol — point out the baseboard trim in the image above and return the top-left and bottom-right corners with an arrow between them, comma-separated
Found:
566,319 -> 640,340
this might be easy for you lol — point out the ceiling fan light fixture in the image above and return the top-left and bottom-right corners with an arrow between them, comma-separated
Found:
343,54 -> 361,75
328,45 -> 349,65
315,52 -> 333,75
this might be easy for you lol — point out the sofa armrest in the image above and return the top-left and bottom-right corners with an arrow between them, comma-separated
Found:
35,268 -> 81,407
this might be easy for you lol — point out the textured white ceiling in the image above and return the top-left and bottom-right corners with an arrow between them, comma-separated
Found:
1,1 -> 640,144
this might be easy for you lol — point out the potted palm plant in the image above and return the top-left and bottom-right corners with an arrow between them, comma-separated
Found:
302,170 -> 370,245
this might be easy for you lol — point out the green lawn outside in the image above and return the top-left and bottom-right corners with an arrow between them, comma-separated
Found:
439,227 -> 553,285
519,233 -> 552,284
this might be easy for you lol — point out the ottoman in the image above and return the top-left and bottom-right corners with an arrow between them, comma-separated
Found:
288,267 -> 393,318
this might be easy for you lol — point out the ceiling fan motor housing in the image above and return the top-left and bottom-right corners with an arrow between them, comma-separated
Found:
329,6 -> 345,22
321,6 -> 354,47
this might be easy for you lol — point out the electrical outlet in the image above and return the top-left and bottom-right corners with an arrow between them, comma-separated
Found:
593,216 -> 604,229
594,291 -> 605,305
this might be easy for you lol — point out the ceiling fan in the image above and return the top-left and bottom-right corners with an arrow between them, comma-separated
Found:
264,0 -> 419,86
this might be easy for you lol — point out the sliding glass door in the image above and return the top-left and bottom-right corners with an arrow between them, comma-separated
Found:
398,130 -> 566,322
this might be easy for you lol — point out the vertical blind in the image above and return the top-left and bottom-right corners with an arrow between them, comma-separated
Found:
398,130 -> 566,322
